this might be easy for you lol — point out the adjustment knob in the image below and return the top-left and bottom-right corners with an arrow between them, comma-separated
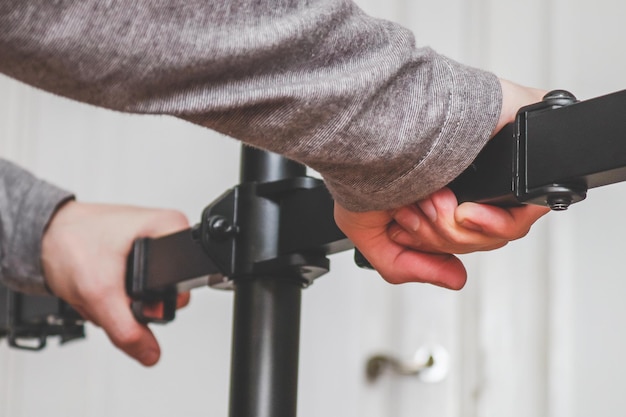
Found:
542,89 -> 578,108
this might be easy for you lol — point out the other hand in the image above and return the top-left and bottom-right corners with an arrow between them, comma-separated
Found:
41,201 -> 190,366
333,80 -> 549,290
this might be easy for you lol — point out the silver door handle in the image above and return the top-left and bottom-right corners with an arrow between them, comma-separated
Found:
365,344 -> 449,383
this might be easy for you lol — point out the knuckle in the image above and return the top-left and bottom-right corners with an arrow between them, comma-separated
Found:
372,265 -> 402,285
160,209 -> 189,228
142,209 -> 190,236
74,280 -> 102,302
448,231 -> 472,247
112,326 -> 144,349
172,211 -> 190,227
383,275 -> 404,285
75,273 -> 117,301
513,225 -> 532,240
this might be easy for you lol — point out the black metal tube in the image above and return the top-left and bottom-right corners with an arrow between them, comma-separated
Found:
229,278 -> 302,417
240,146 -> 305,183
228,146 -> 305,417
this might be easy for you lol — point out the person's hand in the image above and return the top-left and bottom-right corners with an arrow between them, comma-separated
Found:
335,191 -> 549,290
388,80 -> 550,254
334,80 -> 550,290
389,188 -> 549,255
495,78 -> 547,134
334,203 -> 469,289
41,201 -> 191,366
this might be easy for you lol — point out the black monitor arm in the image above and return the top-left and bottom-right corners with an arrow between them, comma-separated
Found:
4,88 -> 626,417
5,87 -> 626,341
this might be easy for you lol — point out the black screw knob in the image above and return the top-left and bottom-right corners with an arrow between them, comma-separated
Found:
547,195 -> 572,211
206,215 -> 238,241
543,90 -> 578,108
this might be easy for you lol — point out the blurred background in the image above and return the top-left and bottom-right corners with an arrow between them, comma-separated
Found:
2,0 -> 626,416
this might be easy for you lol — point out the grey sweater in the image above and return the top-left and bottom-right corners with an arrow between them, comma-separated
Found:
0,0 -> 501,293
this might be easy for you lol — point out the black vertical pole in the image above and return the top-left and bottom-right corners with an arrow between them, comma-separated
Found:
228,146 -> 305,417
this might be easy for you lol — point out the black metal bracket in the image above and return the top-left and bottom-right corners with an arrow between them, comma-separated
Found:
357,88 -> 626,268
7,87 -> 626,417
450,88 -> 626,210
126,149 -> 353,324
0,283 -> 84,350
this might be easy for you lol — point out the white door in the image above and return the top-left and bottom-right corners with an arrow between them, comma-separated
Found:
2,1 -> 626,417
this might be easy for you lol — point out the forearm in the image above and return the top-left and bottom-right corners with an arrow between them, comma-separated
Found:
0,158 -> 74,294
0,0 -> 502,211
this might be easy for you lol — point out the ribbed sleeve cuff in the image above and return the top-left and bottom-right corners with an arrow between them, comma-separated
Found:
326,59 -> 502,212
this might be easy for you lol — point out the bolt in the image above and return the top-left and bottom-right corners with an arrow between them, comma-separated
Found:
547,195 -> 571,211
543,90 -> 577,108
207,215 -> 238,241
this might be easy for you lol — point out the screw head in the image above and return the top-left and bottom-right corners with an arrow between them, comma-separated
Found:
206,215 -> 238,241
547,195 -> 571,211
542,90 -> 578,108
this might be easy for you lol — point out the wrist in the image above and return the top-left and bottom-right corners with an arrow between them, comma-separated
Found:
41,199 -> 83,295
495,79 -> 547,136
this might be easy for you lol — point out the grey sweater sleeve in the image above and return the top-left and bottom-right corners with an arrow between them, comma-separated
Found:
0,0 -> 501,212
0,159 -> 74,294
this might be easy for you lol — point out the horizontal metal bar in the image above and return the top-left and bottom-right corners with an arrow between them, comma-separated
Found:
450,89 -> 626,208
126,229 -> 222,297
525,89 -> 626,190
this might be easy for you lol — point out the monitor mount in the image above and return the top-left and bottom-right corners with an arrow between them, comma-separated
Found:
4,88 -> 626,417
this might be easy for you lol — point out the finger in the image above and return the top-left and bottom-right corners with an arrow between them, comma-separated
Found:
388,222 -> 425,250
360,237 -> 467,289
138,209 -> 190,237
138,291 -> 191,321
90,293 -> 161,366
378,249 -> 467,289
417,189 -> 484,244
424,188 -> 459,222
456,203 -> 549,240
389,222 -> 508,254
393,205 -> 423,233
177,292 -> 191,309
140,302 -> 168,321
393,195 -> 507,251
392,205 -> 449,248
334,203 -> 466,289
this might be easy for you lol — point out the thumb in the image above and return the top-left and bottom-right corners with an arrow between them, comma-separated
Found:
90,290 -> 161,366
455,202 -> 548,239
